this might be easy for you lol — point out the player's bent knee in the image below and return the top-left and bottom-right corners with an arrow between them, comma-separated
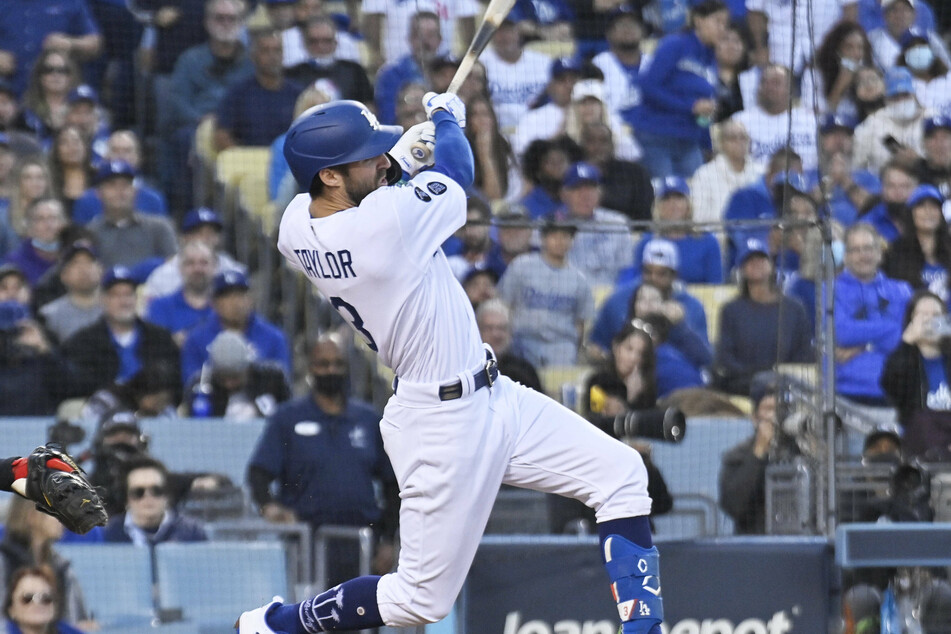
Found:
379,577 -> 457,627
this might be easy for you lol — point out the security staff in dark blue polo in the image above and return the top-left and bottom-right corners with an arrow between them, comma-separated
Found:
246,333 -> 398,586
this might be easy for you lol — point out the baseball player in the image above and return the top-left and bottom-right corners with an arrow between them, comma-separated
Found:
236,95 -> 664,634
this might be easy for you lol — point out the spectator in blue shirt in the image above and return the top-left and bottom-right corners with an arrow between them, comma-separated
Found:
589,238 -> 710,358
715,238 -> 813,395
723,146 -> 803,270
0,0 -> 102,96
72,130 -> 168,225
146,240 -> 216,346
631,0 -> 727,179
861,158 -> 920,244
630,176 -> 723,284
375,12 -> 440,125
509,0 -> 574,41
631,285 -> 709,396
806,114 -> 881,227
215,28 -> 304,151
247,334 -> 398,582
835,223 -> 912,406
181,270 -> 291,384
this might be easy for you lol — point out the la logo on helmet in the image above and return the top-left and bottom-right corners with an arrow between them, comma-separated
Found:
361,109 -> 380,130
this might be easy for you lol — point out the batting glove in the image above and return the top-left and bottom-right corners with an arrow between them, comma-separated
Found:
389,121 -> 436,178
423,91 -> 466,128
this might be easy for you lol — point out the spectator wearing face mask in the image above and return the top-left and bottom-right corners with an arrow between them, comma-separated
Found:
896,30 -> 951,116
246,333 -> 399,584
853,67 -> 926,175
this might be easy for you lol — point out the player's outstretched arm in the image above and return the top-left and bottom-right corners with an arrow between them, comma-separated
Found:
0,456 -> 17,493
423,92 -> 474,190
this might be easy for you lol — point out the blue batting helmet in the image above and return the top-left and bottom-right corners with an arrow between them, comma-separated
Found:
283,100 -> 404,191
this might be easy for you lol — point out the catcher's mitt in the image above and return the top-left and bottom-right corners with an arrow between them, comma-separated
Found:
12,445 -> 108,534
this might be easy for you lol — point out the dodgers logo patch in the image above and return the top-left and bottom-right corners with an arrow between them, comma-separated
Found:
414,187 -> 432,202
427,181 -> 447,195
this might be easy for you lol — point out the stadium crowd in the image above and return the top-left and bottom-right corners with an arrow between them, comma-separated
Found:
1,0 -> 951,630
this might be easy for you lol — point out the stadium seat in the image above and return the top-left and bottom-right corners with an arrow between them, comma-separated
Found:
57,544 -> 154,627
0,417 -> 54,457
525,40 -> 577,59
155,541 -> 289,631
649,417 -> 751,535
236,168 -> 271,231
685,283 -> 736,344
216,147 -> 270,191
138,418 -> 266,487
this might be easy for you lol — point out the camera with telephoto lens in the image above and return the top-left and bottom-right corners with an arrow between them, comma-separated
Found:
610,408 -> 686,443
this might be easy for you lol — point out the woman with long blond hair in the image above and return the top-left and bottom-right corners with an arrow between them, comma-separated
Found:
21,51 -> 81,144
8,158 -> 52,238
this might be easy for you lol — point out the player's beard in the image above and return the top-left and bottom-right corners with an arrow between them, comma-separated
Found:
345,168 -> 388,206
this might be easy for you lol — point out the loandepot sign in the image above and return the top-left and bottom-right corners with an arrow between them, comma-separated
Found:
463,538 -> 831,633
501,609 -> 794,634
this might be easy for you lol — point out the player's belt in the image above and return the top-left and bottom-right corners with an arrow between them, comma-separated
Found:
393,349 -> 499,401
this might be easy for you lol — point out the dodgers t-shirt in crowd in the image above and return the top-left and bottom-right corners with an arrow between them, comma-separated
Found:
922,263 -> 949,302
923,355 -> 951,410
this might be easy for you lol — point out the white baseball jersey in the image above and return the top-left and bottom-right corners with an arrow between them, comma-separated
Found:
278,171 -> 484,382
277,158 -> 651,628
480,46 -> 552,135
745,0 -> 846,74
361,0 -> 479,64
733,104 -> 819,171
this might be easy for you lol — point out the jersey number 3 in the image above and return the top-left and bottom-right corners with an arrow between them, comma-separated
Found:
330,296 -> 378,352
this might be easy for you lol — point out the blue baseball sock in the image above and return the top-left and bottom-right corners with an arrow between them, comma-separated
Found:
267,576 -> 384,633
599,516 -> 663,634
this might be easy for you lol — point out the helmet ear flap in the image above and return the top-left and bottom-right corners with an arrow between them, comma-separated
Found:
384,153 -> 403,185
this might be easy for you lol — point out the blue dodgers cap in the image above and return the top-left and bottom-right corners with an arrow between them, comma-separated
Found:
562,161 -> 601,188
885,66 -> 915,97
906,184 -> 944,208
102,265 -> 138,290
182,207 -> 224,233
737,237 -> 770,265
213,270 -> 250,296
654,175 -> 690,198
95,160 -> 136,186
771,171 -> 810,195
67,84 -> 99,105
0,301 -> 29,331
819,113 -> 857,135
550,57 -> 582,78
924,114 -> 951,136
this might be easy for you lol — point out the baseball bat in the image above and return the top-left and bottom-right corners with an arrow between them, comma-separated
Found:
410,0 -> 518,161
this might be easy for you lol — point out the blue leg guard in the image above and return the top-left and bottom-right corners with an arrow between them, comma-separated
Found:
603,535 -> 663,634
